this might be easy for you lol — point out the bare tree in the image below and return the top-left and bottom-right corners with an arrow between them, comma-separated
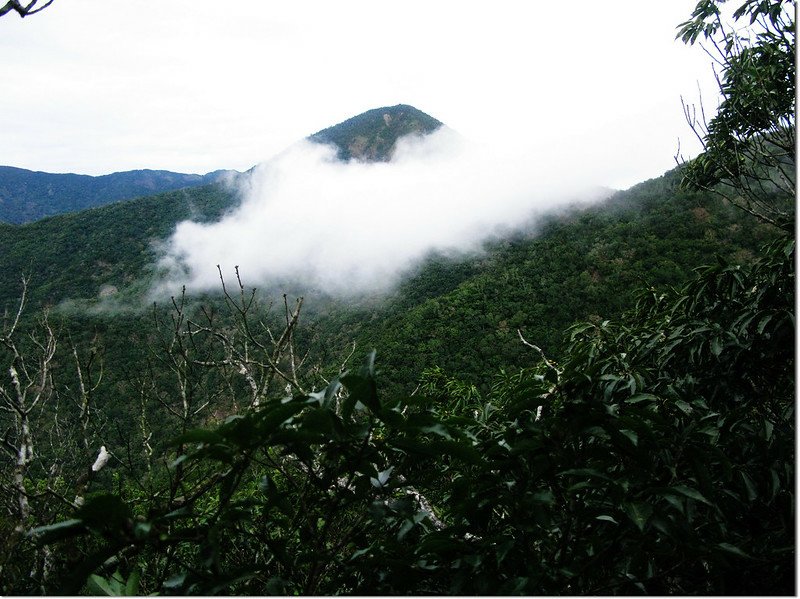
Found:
0,278 -> 57,533
0,278 -> 116,593
0,278 -> 57,592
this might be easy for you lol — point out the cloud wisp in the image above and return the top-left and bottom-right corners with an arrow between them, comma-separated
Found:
153,128 -> 608,298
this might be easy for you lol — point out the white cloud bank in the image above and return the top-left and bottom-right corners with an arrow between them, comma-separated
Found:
153,128 -> 611,298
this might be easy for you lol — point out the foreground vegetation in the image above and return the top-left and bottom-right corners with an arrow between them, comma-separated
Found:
1,227 -> 792,595
0,0 -> 794,593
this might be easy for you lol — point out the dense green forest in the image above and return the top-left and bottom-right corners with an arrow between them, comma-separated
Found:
0,1 -> 794,594
0,183 -> 239,308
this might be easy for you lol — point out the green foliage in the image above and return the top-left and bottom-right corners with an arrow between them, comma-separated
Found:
678,0 -> 795,227
19,234 -> 793,595
0,182 -> 238,309
426,233 -> 794,594
86,570 -> 140,596
22,355 -> 473,594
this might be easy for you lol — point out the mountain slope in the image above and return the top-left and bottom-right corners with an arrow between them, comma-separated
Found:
309,104 -> 442,161
311,167 -> 780,394
0,106 -> 781,384
0,183 -> 237,308
0,166 -> 237,224
0,104 -> 446,308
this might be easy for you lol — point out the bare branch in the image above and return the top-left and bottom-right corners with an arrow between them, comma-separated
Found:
0,0 -> 54,18
517,329 -> 562,375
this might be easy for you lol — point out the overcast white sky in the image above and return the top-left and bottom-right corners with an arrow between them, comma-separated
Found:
1,1 -> 718,189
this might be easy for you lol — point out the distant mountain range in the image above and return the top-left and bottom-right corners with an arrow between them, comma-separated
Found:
0,104 -> 442,225
0,166 -> 237,224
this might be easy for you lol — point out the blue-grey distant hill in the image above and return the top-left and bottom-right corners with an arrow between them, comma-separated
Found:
0,166 -> 238,224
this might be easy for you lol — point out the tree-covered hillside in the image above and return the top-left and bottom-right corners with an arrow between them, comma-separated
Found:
309,104 -> 443,161
0,182 -> 238,308
0,0 -> 794,593
0,166 -> 237,224
2,196 -> 791,595
0,159 -> 779,387
309,166 -> 779,395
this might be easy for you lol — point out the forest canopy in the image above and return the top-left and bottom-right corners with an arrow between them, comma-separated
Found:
0,0 -> 794,594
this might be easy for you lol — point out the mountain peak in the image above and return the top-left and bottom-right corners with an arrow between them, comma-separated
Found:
308,104 -> 443,162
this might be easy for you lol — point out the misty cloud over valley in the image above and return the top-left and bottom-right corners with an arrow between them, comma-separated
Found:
153,127 -> 610,298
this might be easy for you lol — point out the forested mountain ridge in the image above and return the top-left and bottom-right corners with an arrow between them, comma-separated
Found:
0,157 -> 777,345
0,165 -> 238,224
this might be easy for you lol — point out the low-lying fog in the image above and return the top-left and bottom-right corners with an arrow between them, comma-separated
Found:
152,127 -> 612,299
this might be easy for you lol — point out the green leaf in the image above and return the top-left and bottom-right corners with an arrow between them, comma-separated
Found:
530,490 -> 555,505
133,522 -> 151,540
308,377 -> 342,408
670,485 -> 712,505
124,570 -> 140,596
557,468 -> 613,481
349,546 -> 372,560
158,506 -> 192,522
340,372 -> 381,414
769,468 -> 781,500
596,514 -> 619,524
76,494 -> 132,533
299,408 -> 338,438
27,519 -> 85,544
620,428 -> 638,446
86,574 -> 117,596
370,466 -> 394,488
757,314 -> 773,334
625,393 -> 659,404
716,542 -> 751,559
257,401 -> 307,434
162,572 -> 187,591
377,406 -> 405,427
419,423 -> 452,439
764,419 -> 774,441
740,471 -> 757,501
623,501 -> 653,531
397,518 -> 415,541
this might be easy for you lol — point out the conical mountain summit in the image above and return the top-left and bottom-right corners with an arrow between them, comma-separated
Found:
309,104 -> 443,162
